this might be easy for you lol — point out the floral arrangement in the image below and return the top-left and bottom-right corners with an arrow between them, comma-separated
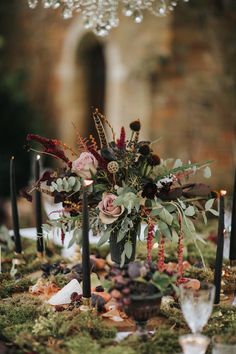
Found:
26,110 -> 217,270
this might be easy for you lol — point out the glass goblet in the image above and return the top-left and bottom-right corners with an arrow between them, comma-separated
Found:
179,334 -> 210,354
179,283 -> 215,334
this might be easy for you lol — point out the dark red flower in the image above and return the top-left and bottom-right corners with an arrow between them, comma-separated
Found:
27,134 -> 72,167
139,144 -> 150,156
130,120 -> 141,132
117,127 -> 126,149
142,182 -> 158,199
147,154 -> 161,166
20,188 -> 33,202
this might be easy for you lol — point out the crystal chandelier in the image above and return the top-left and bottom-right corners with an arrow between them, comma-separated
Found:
28,0 -> 190,36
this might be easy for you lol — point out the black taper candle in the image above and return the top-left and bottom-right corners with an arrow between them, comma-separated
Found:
230,169 -> 236,262
214,192 -> 225,304
10,157 -> 22,254
82,184 -> 91,299
35,155 -> 44,254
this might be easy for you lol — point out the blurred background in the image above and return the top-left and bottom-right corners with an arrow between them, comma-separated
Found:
0,0 -> 235,228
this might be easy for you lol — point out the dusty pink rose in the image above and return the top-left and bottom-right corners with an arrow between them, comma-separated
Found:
72,152 -> 98,179
98,193 -> 124,224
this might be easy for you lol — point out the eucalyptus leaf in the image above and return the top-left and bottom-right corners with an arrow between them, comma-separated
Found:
184,206 -> 195,217
117,230 -> 126,243
56,178 -> 63,186
158,221 -> 172,239
203,166 -> 211,178
155,229 -> 161,241
98,230 -> 111,247
196,234 -> 207,244
120,249 -> 126,268
208,208 -> 219,216
182,217 -> 196,238
73,181 -> 81,192
205,198 -> 215,211
202,211 -> 207,225
159,207 -> 173,226
144,225 -> 149,239
68,229 -> 81,248
165,204 -> 177,213
173,159 -> 183,168
68,176 -> 76,187
124,241 -> 132,259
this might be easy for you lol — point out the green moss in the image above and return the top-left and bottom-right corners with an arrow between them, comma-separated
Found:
66,334 -> 101,354
52,274 -> 70,288
0,294 -> 45,342
2,238 -> 64,275
184,266 -> 214,282
90,243 -> 110,259
0,277 -> 33,299
101,345 -> 137,354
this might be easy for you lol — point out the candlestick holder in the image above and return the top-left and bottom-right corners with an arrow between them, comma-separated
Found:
229,261 -> 236,306
10,253 -> 26,278
72,245 -> 82,263
220,271 -> 228,301
80,297 -> 92,312
12,252 -> 26,265
230,260 -> 236,268
36,251 -> 47,262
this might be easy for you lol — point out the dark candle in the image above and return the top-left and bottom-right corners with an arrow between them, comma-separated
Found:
82,183 -> 91,299
35,155 -> 44,255
230,169 -> 236,262
10,157 -> 22,254
214,191 -> 226,304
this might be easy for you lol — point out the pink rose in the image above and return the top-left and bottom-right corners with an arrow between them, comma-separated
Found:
98,193 -> 124,224
72,152 -> 98,179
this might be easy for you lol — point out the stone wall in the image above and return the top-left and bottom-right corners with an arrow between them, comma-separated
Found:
0,0 -> 235,191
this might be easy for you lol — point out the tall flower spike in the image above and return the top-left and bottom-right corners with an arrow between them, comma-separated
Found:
177,231 -> 184,279
147,220 -> 154,264
93,109 -> 108,148
157,234 -> 165,272
117,127 -> 126,149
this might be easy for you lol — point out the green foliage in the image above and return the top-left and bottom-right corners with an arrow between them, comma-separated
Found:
0,294 -> 45,341
66,334 -> 100,354
0,277 -> 33,299
50,176 -> 81,193
184,266 -> 214,283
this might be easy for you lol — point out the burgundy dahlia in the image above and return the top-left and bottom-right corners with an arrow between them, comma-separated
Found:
142,182 -> 158,199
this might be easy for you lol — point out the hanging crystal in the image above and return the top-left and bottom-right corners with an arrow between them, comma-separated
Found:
28,0 -> 39,9
27,0 -> 190,36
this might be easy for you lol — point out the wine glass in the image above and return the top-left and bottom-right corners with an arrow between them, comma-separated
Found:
178,284 -> 215,354
179,283 -> 215,334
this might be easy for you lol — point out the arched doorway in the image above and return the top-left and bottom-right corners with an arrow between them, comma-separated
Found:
76,33 -> 106,139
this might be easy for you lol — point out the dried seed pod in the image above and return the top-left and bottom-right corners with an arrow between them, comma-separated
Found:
107,161 -> 119,173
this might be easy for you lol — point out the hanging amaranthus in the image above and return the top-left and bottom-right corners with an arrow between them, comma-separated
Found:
61,229 -> 65,245
157,234 -> 165,272
177,230 -> 184,279
147,219 -> 154,264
